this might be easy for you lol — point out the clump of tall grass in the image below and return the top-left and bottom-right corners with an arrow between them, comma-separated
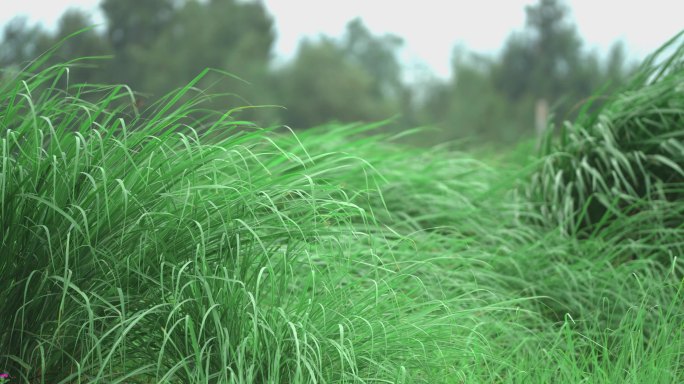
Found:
0,61 -> 496,382
529,31 -> 684,248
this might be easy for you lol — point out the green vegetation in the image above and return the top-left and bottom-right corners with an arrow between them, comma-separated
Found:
1,0 -> 634,145
530,31 -> 684,239
1,29 -> 682,383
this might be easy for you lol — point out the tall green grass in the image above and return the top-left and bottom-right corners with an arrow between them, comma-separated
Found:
530,31 -> 684,243
1,35 -> 683,383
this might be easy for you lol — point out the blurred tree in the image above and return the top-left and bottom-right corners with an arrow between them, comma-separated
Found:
136,0 -> 275,98
275,38 -> 386,128
0,17 -> 50,68
603,41 -> 635,87
100,0 -> 176,88
101,0 -> 175,51
494,0 -> 587,103
96,0 -> 278,121
48,10 -> 112,85
486,0 -> 630,134
275,19 -> 405,128
419,51 -> 534,145
343,18 -> 404,100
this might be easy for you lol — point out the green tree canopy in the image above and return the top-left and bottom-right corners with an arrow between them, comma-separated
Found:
0,17 -> 50,68
49,10 -> 111,84
275,38 -> 384,128
130,0 -> 275,98
343,18 -> 404,100
494,0 -> 588,103
274,19 -> 405,128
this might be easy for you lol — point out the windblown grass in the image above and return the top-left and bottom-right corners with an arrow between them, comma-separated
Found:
1,35 -> 683,383
530,31 -> 684,243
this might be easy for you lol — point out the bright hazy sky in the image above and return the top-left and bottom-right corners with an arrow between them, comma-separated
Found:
1,0 -> 682,79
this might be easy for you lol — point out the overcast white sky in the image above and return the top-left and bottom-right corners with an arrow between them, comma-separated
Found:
1,0 -> 682,79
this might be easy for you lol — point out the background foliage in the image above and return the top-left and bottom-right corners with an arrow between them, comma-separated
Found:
1,0 -> 634,146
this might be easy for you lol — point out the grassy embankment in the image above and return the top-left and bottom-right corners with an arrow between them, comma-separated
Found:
1,33 -> 682,383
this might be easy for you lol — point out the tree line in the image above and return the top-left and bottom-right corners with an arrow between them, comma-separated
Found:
0,0 -> 634,146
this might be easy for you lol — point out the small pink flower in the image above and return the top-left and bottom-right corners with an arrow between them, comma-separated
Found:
0,373 -> 8,378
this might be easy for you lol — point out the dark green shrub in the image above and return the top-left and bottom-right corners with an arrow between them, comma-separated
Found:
529,31 -> 684,247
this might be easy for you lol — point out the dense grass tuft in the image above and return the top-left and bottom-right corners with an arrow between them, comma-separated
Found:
529,31 -> 684,244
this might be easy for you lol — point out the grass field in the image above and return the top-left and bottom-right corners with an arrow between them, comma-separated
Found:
1,35 -> 683,383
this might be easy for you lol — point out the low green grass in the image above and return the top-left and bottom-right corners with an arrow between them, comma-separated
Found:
1,36 -> 682,383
